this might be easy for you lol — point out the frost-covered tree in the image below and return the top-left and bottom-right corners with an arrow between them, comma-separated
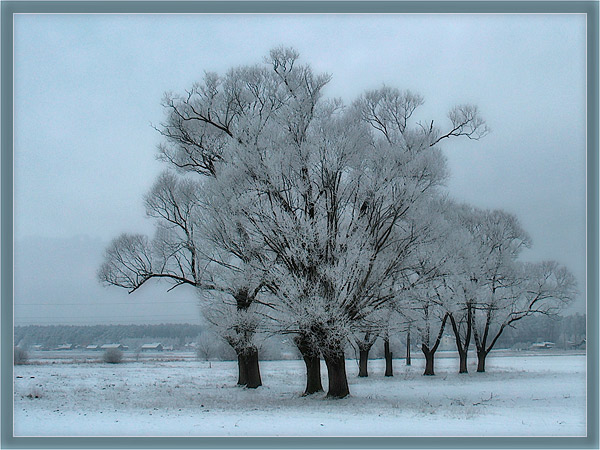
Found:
98,171 -> 268,387
98,172 -> 211,295
447,280 -> 476,374
437,202 -> 483,374
100,48 -> 490,398
392,197 -> 490,376
100,48 -> 328,389
213,79 -> 488,396
380,308 -> 399,376
400,255 -> 450,376
351,310 -> 386,378
461,208 -> 577,372
390,200 -> 455,376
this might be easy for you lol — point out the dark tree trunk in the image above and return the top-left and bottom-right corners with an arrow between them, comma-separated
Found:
422,346 -> 435,376
237,353 -> 248,386
449,311 -> 471,374
231,289 -> 261,388
406,331 -> 412,366
244,347 -> 262,388
458,349 -> 468,374
477,350 -> 487,373
323,348 -> 350,398
358,349 -> 369,377
294,335 -> 323,395
303,355 -> 323,395
421,313 -> 448,376
474,320 -> 507,374
384,338 -> 393,377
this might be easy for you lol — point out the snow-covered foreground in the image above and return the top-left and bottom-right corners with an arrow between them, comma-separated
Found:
13,352 -> 586,437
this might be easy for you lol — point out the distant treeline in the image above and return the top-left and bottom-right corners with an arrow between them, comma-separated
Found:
14,313 -> 586,353
14,323 -> 204,349
485,313 -> 586,349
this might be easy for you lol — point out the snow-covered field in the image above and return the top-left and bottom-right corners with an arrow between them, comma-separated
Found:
13,351 -> 586,437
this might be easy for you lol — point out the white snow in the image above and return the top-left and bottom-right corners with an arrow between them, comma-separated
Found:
13,351 -> 586,437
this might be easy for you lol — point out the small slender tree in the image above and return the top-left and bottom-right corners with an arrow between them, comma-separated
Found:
379,308 -> 403,376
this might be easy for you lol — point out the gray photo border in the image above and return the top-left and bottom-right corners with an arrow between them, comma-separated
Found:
1,1 -> 598,449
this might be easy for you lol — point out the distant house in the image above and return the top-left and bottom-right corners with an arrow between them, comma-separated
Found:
141,343 -> 163,352
86,345 -> 100,351
31,344 -> 43,351
163,345 -> 174,351
101,343 -> 128,351
56,344 -> 74,350
531,341 -> 555,350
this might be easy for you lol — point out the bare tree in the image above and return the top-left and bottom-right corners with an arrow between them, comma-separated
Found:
438,202 -> 482,373
460,208 -> 577,372
195,331 -> 220,361
353,328 -> 380,378
395,199 -> 472,376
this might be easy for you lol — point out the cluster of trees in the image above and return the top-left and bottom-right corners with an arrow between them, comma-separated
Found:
99,48 -> 576,398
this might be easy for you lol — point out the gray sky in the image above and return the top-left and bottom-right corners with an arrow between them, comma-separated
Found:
13,14 -> 587,325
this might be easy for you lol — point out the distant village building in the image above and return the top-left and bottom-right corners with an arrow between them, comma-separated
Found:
141,343 -> 163,352
55,344 -> 74,350
530,341 -> 555,350
86,345 -> 100,351
101,343 -> 128,350
162,345 -> 174,351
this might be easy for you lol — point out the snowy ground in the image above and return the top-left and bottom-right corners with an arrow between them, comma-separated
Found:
13,351 -> 586,437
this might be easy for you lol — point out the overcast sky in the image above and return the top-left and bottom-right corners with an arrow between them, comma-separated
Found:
13,14 -> 587,325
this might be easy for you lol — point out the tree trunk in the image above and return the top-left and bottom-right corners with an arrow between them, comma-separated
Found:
323,348 -> 350,398
458,349 -> 468,374
237,353 -> 248,386
476,350 -> 487,373
294,335 -> 323,395
384,338 -> 393,377
422,345 -> 435,376
406,331 -> 411,366
358,349 -> 369,377
244,346 -> 262,388
302,354 -> 323,395
449,311 -> 471,374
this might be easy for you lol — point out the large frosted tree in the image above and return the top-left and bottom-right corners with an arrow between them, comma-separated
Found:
100,47 -> 490,398
205,63 -> 489,396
